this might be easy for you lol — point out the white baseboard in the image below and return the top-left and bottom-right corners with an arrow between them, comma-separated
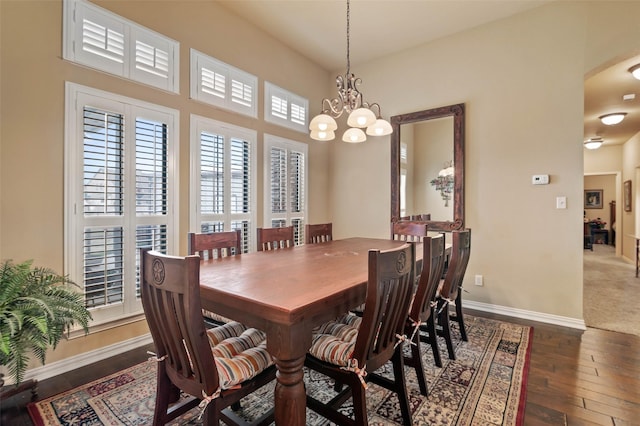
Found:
465,300 -> 587,330
21,334 -> 153,384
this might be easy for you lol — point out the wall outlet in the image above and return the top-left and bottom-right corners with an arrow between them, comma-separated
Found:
474,275 -> 483,286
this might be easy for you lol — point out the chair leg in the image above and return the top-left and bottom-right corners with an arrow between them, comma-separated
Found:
407,331 -> 428,396
454,292 -> 468,341
351,376 -> 369,426
438,300 -> 456,360
153,368 -> 174,425
391,348 -> 412,426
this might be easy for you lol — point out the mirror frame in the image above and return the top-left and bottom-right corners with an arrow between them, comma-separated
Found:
390,103 -> 465,231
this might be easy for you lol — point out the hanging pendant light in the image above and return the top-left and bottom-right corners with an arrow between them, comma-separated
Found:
308,0 -> 391,142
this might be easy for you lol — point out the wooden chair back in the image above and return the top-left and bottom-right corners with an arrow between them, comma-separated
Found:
140,249 -> 219,400
439,229 -> 471,301
353,243 -> 416,372
257,226 -> 294,251
305,223 -> 333,244
391,221 -> 428,242
408,234 -> 446,323
188,230 -> 242,260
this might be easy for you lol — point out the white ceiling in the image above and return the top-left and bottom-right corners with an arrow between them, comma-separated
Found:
219,0 -> 640,147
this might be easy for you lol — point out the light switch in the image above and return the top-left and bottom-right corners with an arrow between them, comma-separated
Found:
556,196 -> 567,209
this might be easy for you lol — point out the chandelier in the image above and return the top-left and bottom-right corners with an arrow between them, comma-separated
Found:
308,0 -> 392,143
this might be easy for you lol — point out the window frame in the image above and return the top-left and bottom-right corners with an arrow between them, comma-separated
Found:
64,82 -> 179,326
190,49 -> 258,118
63,0 -> 180,93
263,134 -> 308,245
264,82 -> 309,133
189,115 -> 257,252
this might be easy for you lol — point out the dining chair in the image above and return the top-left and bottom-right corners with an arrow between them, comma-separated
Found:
403,234 -> 447,393
256,225 -> 294,251
188,230 -> 242,326
391,220 -> 429,242
304,243 -> 416,426
188,229 -> 242,260
140,249 -> 276,426
436,229 -> 471,360
305,222 -> 333,244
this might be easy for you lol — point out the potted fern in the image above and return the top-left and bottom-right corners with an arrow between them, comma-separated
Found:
0,259 -> 92,392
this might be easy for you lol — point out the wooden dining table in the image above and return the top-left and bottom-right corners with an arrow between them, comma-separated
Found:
198,237 -> 416,425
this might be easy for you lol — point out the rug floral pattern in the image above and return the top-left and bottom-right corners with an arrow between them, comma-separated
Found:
29,315 -> 532,426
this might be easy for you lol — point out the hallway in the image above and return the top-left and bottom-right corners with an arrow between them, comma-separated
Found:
583,243 -> 640,336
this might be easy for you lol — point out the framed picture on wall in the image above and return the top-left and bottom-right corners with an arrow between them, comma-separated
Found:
584,189 -> 603,209
624,180 -> 632,212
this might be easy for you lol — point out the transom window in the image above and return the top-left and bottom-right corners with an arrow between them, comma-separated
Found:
63,0 -> 179,93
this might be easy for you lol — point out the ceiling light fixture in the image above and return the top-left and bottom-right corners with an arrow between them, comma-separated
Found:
599,113 -> 627,125
629,64 -> 640,80
584,137 -> 603,150
308,0 -> 391,143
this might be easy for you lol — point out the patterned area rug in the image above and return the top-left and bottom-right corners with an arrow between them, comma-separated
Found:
28,315 -> 532,425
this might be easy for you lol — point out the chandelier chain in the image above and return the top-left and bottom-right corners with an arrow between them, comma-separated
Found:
346,0 -> 350,76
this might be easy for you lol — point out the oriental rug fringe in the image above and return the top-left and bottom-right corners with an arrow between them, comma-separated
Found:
28,315 -> 532,425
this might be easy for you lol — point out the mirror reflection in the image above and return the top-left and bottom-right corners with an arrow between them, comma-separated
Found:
390,103 -> 465,231
400,116 -> 454,222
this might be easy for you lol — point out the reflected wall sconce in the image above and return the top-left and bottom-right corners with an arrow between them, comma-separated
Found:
599,113 -> 627,125
308,0 -> 391,143
629,64 -> 640,80
584,137 -> 603,150
430,161 -> 454,206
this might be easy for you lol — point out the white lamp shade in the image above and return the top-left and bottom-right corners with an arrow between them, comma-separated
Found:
599,113 -> 626,125
347,108 -> 376,128
584,139 -> 603,150
310,129 -> 335,141
366,118 -> 393,136
309,114 -> 338,132
342,127 -> 367,143
630,64 -> 640,80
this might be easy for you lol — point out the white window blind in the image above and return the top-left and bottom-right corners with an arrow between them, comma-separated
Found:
190,50 -> 258,118
263,134 -> 308,245
65,83 -> 179,325
190,116 -> 257,252
264,82 -> 308,133
63,0 -> 179,93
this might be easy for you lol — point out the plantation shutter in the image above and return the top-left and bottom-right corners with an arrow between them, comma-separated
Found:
82,107 -> 125,308
192,117 -> 256,252
191,50 -> 257,117
265,137 -> 307,245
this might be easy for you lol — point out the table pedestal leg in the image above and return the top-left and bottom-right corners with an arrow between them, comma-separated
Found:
273,355 -> 306,425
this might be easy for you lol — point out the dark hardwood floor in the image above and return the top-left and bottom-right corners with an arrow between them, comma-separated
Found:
1,309 -> 639,425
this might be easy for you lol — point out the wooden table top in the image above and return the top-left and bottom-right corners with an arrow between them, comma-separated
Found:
198,237 -> 413,328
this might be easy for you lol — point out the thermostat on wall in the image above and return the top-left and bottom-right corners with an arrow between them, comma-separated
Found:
532,174 -> 549,185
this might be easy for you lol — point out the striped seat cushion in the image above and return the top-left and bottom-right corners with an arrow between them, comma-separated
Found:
205,323 -> 273,390
309,314 -> 362,366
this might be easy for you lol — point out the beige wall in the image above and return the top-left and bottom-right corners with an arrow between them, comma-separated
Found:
331,1 -> 640,319
0,0 -> 331,365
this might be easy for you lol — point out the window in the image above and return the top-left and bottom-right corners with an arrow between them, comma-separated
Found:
63,0 -> 179,93
65,83 -> 179,325
263,134 -> 308,245
264,82 -> 308,133
190,49 -> 258,118
190,116 -> 257,252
